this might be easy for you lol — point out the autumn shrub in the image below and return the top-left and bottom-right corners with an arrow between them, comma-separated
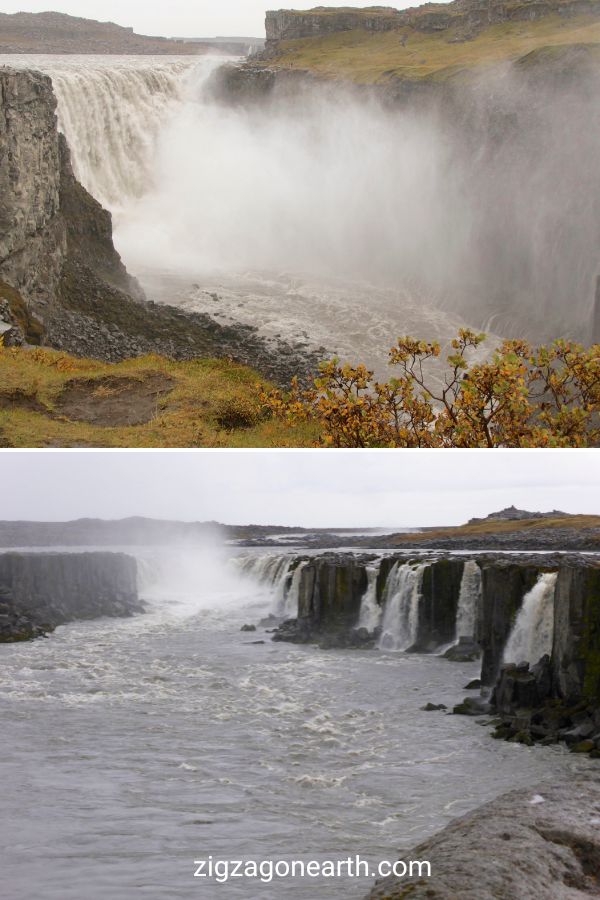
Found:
261,330 -> 599,448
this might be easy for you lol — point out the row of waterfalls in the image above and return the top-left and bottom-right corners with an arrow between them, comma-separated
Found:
235,553 -> 559,668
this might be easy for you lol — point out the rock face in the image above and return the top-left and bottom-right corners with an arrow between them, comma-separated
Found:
553,565 -> 600,702
0,552 -> 142,641
274,555 -> 369,646
367,776 -> 600,899
412,559 -> 464,652
0,67 -> 141,331
0,69 -> 65,312
265,0 -> 600,50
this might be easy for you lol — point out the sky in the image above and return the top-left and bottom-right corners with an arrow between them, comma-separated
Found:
0,1 -> 441,38
1,451 -> 598,527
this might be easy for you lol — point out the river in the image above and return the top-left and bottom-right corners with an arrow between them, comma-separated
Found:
0,546 -> 591,899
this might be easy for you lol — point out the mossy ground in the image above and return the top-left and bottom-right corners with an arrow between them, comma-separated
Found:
263,13 -> 600,83
0,345 -> 318,448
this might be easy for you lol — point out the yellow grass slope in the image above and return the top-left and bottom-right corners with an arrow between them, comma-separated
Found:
265,13 -> 600,83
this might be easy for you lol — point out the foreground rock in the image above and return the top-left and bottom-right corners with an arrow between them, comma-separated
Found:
368,777 -> 600,899
0,552 -> 143,641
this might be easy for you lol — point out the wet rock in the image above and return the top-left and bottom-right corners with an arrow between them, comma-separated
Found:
444,637 -> 481,662
453,696 -> 491,716
367,776 -> 600,899
240,624 -> 257,632
421,703 -> 447,712
464,678 -> 482,690
571,739 -> 595,753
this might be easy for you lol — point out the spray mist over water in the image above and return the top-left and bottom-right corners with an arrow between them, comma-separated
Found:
16,53 -> 600,358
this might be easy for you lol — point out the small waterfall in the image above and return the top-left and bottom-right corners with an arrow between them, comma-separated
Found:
503,572 -> 558,665
358,564 -> 382,632
455,561 -> 482,642
233,554 -> 299,615
378,563 -> 427,651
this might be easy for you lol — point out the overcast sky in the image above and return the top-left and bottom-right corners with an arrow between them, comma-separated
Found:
1,451 -> 597,527
0,1 -> 445,38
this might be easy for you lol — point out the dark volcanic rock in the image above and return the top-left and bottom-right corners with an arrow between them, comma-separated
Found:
0,552 -> 142,642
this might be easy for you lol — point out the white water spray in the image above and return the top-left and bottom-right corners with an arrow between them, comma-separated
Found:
378,563 -> 427,652
234,554 -> 302,616
358,564 -> 383,632
455,561 -> 482,643
503,572 -> 558,666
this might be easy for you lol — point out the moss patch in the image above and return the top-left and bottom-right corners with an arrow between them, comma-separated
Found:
0,345 -> 318,448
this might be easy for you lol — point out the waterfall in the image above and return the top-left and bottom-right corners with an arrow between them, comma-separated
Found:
378,563 -> 427,652
358,564 -> 382,632
503,572 -> 558,666
39,57 -> 226,211
233,554 -> 298,615
455,561 -> 482,642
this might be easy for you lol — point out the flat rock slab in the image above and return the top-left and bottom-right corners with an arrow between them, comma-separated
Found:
56,373 -> 174,427
367,776 -> 600,899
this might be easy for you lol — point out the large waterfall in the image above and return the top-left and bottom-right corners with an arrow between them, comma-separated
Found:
44,57 -> 221,211
11,50 -> 597,362
503,572 -> 558,666
378,563 -> 428,652
455,561 -> 482,643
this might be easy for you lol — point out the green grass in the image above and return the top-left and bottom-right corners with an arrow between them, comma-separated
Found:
262,13 -> 600,84
0,345 -> 318,448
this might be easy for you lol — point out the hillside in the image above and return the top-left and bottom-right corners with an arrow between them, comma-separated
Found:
0,345 -> 316,449
0,11 -> 245,55
259,2 -> 600,83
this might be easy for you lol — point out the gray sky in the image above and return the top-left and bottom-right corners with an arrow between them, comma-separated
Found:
1,451 -> 597,527
0,1 -> 443,38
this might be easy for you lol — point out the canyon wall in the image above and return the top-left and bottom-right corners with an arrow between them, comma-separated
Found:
270,552 -> 600,753
0,551 -> 142,641
265,1 -> 600,49
0,67 -> 142,344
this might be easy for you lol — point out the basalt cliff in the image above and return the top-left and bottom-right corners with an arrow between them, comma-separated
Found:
0,551 -> 142,641
252,550 -> 600,759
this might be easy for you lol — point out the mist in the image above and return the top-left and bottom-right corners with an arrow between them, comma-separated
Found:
8,51 -> 600,363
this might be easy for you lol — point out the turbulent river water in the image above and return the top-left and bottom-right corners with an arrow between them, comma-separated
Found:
0,546 -> 591,899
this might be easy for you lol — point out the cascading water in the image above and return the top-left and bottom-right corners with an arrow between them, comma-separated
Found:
503,572 -> 558,665
358,564 -> 383,632
43,57 -> 221,211
378,563 -> 428,652
455,561 -> 482,642
233,554 -> 299,615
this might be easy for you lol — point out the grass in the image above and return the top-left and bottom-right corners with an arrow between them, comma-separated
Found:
392,516 -> 600,544
0,345 -> 318,448
262,13 -> 600,84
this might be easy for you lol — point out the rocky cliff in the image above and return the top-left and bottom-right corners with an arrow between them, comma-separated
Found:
0,68 -> 321,384
265,0 -> 600,50
0,551 -> 142,641
269,551 -> 600,755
